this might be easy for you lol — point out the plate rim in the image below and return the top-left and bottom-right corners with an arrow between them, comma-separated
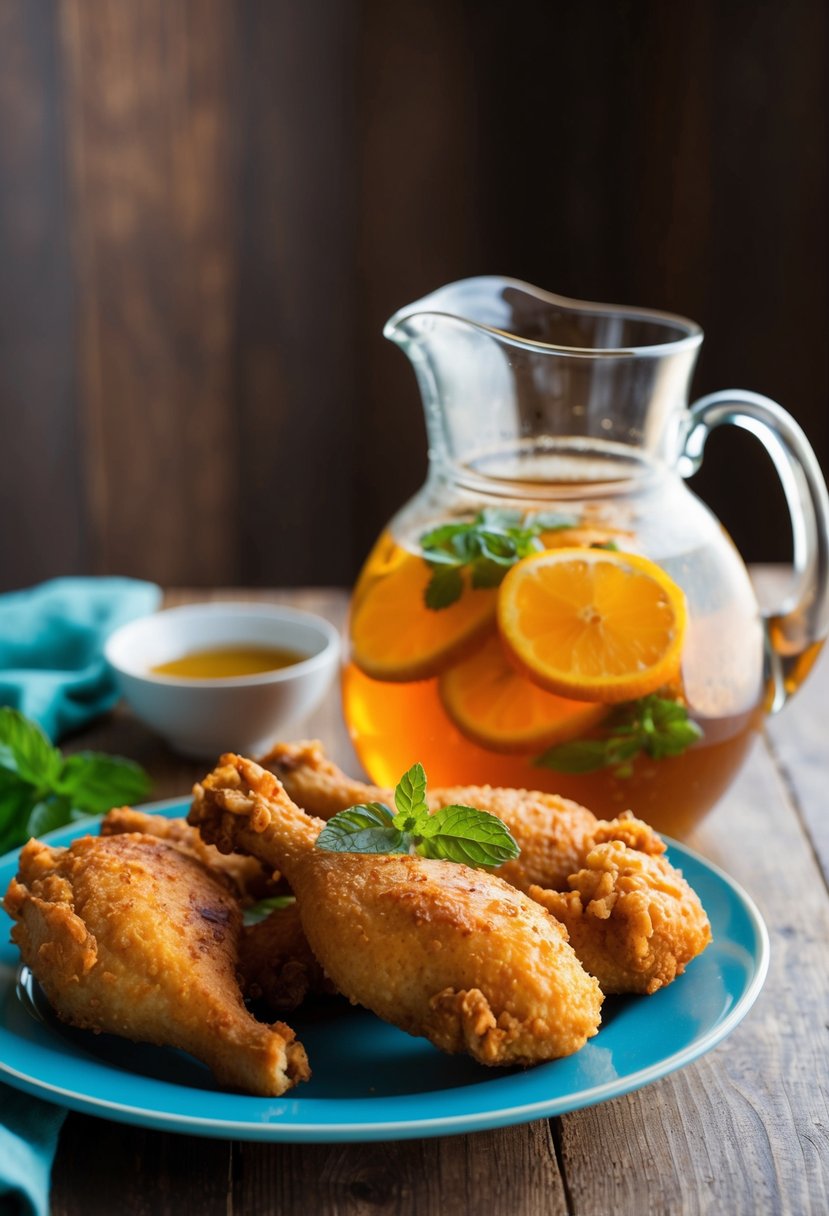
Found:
0,798 -> 771,1141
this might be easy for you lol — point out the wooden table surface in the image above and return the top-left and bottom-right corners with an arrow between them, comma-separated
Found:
46,576 -> 829,1216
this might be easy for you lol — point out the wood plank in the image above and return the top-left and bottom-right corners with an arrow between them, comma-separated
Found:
353,0 -> 484,568
232,0 -> 358,587
59,0 -> 239,586
466,0 -> 828,566
559,732 -> 829,1214
51,1115 -> 231,1216
232,1124 -> 565,1216
0,1 -> 85,591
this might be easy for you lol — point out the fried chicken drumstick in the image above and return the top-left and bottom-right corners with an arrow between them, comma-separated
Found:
189,755 -> 603,1066
101,807 -> 311,1007
262,740 -> 711,996
263,739 -> 604,893
100,806 -> 277,901
239,900 -> 334,1010
530,830 -> 712,994
3,833 -> 309,1096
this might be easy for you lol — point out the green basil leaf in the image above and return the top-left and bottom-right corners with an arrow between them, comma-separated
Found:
0,707 -> 61,787
25,796 -> 73,839
55,753 -> 151,813
416,804 -> 520,866
424,566 -> 464,610
535,739 -> 611,773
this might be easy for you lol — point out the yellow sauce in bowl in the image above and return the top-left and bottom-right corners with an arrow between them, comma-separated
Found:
150,646 -> 306,679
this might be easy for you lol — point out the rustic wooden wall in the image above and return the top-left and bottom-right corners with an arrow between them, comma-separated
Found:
0,0 -> 826,591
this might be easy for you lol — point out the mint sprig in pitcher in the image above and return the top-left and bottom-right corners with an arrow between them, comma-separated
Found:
343,277 -> 829,836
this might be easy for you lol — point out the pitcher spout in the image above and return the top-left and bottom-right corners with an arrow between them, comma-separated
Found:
384,277 -> 704,480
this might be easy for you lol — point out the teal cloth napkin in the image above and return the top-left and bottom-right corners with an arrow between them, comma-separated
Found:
0,576 -> 161,1214
0,576 -> 161,743
0,1089 -> 66,1216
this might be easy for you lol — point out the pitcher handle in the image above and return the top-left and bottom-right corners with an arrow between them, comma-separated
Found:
679,389 -> 829,712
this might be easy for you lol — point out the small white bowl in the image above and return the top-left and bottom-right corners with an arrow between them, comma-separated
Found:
105,602 -> 340,759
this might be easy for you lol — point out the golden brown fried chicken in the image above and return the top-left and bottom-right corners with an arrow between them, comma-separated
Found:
262,740 -> 709,996
262,738 -> 602,893
100,806 -> 278,901
530,839 -> 712,994
240,902 -> 334,1011
3,833 -> 309,1096
190,755 -> 603,1066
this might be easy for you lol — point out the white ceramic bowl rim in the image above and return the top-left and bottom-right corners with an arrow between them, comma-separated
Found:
104,602 -> 341,688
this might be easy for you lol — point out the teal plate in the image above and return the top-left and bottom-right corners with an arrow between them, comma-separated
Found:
0,799 -> 769,1141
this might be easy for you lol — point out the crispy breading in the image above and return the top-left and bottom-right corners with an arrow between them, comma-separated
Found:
530,840 -> 712,994
100,806 -> 278,901
3,833 -> 309,1096
190,754 -> 603,1066
262,738 -> 599,892
240,901 -> 334,1010
260,740 -> 710,997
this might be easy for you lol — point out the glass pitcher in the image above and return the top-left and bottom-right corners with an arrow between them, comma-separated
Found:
342,277 -> 829,836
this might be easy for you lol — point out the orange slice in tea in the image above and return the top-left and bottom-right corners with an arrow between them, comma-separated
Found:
439,633 -> 607,753
497,548 -> 687,703
350,552 -> 496,682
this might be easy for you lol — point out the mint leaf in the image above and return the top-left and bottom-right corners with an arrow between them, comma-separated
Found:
420,509 -> 578,611
424,566 -> 464,609
478,508 -> 525,529
535,739 -> 612,774
315,802 -> 409,854
0,777 -> 38,853
393,763 -> 428,832
320,802 -> 396,830
25,796 -> 73,839
531,511 -> 578,531
314,765 -> 521,868
415,804 -> 520,866
419,522 -> 472,550
56,753 -> 151,814
316,825 -> 409,854
0,708 -> 61,788
476,531 -> 518,563
647,718 -> 703,759
470,558 -> 507,589
243,894 -> 296,925
536,695 -> 703,775
0,708 -> 152,852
